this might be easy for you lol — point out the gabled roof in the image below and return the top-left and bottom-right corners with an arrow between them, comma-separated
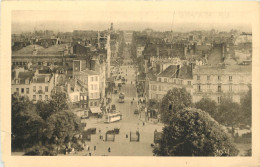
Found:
157,65 -> 178,78
178,65 -> 193,79
18,71 -> 34,84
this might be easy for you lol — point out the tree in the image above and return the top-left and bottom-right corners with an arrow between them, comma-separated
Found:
216,97 -> 240,128
12,95 -> 45,150
195,97 -> 217,117
12,90 -> 82,154
240,86 -> 252,126
45,111 -> 83,146
160,88 -> 192,124
49,88 -> 69,113
153,108 -> 239,156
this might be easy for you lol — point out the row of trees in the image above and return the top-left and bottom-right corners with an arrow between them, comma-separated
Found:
12,89 -> 83,155
153,87 -> 251,156
160,87 -> 252,127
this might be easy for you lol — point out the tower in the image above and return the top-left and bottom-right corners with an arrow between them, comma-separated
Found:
110,22 -> 114,31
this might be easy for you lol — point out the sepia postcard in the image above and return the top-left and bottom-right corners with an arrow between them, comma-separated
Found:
1,1 -> 260,167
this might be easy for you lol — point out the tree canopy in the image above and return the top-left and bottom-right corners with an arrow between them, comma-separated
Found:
239,86 -> 252,126
12,90 -> 83,155
153,108 -> 239,156
195,97 -> 217,117
216,97 -> 240,128
160,88 -> 192,124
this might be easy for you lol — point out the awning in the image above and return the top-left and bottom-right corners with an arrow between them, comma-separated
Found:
90,107 -> 102,114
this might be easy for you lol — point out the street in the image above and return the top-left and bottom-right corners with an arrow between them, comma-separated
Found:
70,47 -> 163,156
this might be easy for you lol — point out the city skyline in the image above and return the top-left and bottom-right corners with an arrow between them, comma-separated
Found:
12,10 -> 252,33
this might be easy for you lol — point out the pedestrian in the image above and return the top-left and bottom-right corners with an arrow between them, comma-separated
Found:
143,122 -> 145,126
126,134 -> 128,138
89,152 -> 91,156
100,135 -> 102,139
94,146 -> 96,150
88,146 -> 90,151
108,147 -> 111,153
133,97 -> 134,101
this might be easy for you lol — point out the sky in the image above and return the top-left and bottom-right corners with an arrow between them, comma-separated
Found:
12,10 -> 252,33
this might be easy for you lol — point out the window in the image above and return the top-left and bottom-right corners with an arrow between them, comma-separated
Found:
229,76 -> 232,81
16,88 -> 19,92
207,75 -> 210,81
91,77 -> 94,82
39,95 -> 42,100
188,81 -> 191,85
90,102 -> 93,106
197,75 -> 200,80
218,85 -> 222,92
39,86 -> 42,91
33,86 -> 36,92
45,95 -> 48,100
45,86 -> 48,92
94,102 -> 97,106
33,95 -> 36,101
218,76 -> 221,81
26,88 -> 29,94
81,95 -> 83,100
90,93 -> 93,98
84,104 -> 87,108
198,84 -> 201,92
95,76 -> 98,81
218,96 -> 222,104
229,84 -> 233,91
153,85 -> 157,91
164,78 -> 167,82
21,88 -> 24,94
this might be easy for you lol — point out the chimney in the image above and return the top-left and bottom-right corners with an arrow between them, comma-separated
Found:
176,65 -> 180,78
190,63 -> 193,75
222,43 -> 225,59
156,45 -> 159,57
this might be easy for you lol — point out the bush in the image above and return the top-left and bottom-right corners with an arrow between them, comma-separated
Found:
24,145 -> 58,156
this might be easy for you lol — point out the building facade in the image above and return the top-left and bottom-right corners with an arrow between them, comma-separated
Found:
148,64 -> 193,101
192,65 -> 252,104
11,68 -> 55,102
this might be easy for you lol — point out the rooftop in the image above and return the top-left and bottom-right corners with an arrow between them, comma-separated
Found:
157,65 -> 177,78
194,64 -> 252,74
80,69 -> 99,76
12,44 -> 69,56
